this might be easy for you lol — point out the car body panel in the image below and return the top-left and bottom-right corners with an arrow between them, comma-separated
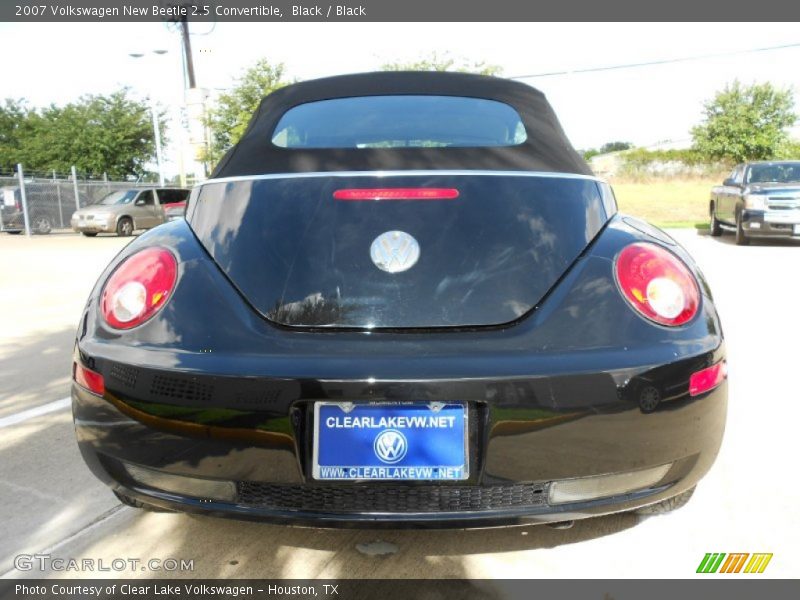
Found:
72,215 -> 726,525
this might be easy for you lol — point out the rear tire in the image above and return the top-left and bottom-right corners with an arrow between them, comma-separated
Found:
735,211 -> 750,246
634,486 -> 695,515
6,230 -> 22,235
709,205 -> 722,237
116,217 -> 133,237
32,216 -> 52,235
113,490 -> 173,513
82,232 -> 98,237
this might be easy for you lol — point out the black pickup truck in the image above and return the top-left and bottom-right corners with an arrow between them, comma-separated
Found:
709,161 -> 800,245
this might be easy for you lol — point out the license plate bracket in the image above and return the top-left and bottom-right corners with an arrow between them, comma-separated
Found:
312,402 -> 468,481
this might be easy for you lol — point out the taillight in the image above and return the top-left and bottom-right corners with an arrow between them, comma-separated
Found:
333,188 -> 459,201
100,247 -> 177,329
614,242 -> 700,326
73,362 -> 105,395
689,361 -> 727,396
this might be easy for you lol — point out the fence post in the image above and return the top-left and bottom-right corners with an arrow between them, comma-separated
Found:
54,169 -> 64,228
71,166 -> 81,210
17,163 -> 32,236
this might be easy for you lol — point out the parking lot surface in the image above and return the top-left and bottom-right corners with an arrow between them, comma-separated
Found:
0,229 -> 798,579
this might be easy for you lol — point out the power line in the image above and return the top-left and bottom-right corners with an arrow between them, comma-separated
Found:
509,41 -> 800,80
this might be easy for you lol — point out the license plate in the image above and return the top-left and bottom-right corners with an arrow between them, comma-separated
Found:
794,224 -> 800,235
313,402 -> 468,481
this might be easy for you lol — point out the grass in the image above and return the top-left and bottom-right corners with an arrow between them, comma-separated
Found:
610,177 -> 718,229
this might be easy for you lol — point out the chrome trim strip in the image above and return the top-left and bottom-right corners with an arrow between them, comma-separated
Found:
201,170 -> 603,186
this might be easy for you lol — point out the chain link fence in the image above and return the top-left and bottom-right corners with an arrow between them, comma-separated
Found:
0,168 -> 158,235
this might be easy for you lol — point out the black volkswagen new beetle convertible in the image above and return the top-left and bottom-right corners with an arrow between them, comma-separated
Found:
72,72 -> 726,527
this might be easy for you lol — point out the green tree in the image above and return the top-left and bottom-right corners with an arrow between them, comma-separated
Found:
0,99 -> 35,173
582,141 -> 633,160
692,81 -> 796,162
204,59 -> 292,167
382,51 -> 502,76
599,141 -> 632,154
0,90 -> 161,179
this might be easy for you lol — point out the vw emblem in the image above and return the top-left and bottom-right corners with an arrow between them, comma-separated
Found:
373,429 -> 408,464
370,231 -> 420,273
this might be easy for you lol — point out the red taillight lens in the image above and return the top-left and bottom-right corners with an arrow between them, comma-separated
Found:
333,188 -> 459,201
614,242 -> 700,326
73,362 -> 105,395
100,247 -> 177,329
689,361 -> 727,396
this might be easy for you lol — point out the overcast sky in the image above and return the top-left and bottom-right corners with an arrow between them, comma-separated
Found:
2,21 -> 799,175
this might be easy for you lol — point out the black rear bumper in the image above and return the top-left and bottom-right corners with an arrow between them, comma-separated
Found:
73,356 -> 726,527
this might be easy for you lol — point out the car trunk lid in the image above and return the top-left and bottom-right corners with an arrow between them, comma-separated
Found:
188,173 -> 609,329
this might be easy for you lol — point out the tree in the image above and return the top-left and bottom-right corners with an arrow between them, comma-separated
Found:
204,59 -> 292,167
0,99 -> 36,173
582,141 -> 633,160
692,81 -> 796,162
382,51 -> 502,76
0,90 -> 162,179
599,141 -> 633,154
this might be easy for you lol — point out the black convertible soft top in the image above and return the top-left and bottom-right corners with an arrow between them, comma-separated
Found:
210,71 -> 592,178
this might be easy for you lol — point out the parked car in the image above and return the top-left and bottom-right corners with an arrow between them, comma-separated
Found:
160,188 -> 190,222
709,160 -> 800,245
70,187 -> 190,237
72,72 -> 726,528
1,186 -> 83,235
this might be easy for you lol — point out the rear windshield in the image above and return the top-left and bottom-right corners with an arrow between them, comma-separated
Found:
271,96 -> 527,149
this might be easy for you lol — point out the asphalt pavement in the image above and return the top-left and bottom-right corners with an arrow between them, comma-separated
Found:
0,228 -> 798,579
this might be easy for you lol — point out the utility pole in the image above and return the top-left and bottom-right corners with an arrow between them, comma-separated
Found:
180,17 -> 196,89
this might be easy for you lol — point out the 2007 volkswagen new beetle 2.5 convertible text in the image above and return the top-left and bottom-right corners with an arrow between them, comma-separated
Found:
72,72 -> 727,528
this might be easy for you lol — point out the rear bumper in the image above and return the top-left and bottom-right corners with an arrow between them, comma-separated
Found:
73,353 -> 727,527
742,209 -> 800,238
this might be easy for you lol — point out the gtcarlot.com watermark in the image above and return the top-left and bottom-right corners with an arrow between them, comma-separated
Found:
14,554 -> 194,573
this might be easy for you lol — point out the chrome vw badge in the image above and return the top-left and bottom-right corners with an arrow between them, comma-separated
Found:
374,429 -> 408,464
370,231 -> 420,273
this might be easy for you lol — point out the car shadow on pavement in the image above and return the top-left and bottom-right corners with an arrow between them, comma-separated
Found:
21,505 -> 643,579
708,232 -> 800,246
0,326 -> 76,418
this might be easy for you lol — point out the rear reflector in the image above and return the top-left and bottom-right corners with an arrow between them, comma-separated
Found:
73,362 -> 105,396
333,188 -> 459,201
548,463 -> 672,505
689,361 -> 727,396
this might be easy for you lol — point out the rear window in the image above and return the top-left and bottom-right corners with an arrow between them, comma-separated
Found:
271,95 -> 527,149
157,189 -> 190,204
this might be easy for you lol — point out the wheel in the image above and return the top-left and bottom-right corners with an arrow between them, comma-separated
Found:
32,215 -> 52,235
709,205 -> 722,237
5,230 -> 22,235
82,232 -> 98,237
735,211 -> 750,246
116,217 -> 134,237
634,486 -> 695,515
113,490 -> 173,512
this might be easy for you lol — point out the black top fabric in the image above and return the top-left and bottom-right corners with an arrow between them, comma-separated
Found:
210,71 -> 592,178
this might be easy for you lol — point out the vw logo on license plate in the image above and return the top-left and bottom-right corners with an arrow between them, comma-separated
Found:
374,429 -> 408,464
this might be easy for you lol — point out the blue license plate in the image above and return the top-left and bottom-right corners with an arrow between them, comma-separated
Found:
313,402 -> 468,481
